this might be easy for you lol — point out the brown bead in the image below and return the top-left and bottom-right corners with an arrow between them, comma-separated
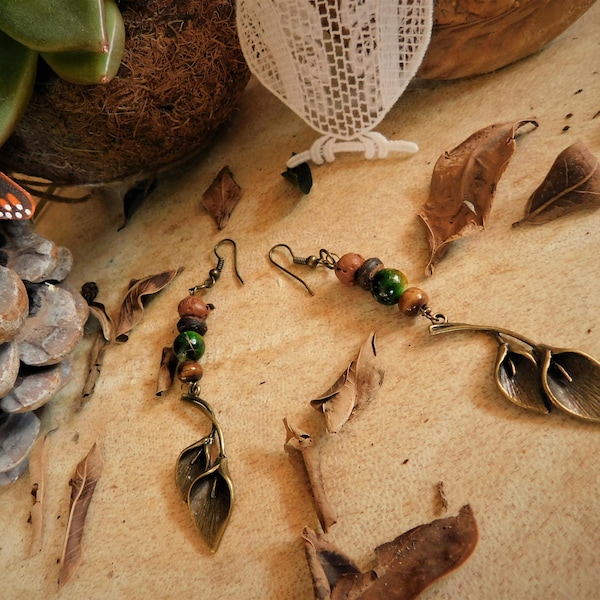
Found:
177,295 -> 212,319
356,257 -> 384,290
335,253 -> 365,286
398,287 -> 429,317
177,360 -> 204,383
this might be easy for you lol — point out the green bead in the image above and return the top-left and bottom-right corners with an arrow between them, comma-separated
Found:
371,268 -> 408,305
173,331 -> 205,362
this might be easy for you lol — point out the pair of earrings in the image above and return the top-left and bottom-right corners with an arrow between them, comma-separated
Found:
166,239 -> 600,553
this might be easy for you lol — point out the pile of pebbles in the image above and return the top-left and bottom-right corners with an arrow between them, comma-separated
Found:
0,221 -> 87,485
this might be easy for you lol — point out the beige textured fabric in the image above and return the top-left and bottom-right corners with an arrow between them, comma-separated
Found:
2,6 -> 599,598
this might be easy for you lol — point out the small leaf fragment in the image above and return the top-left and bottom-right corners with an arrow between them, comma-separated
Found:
284,419 -> 336,532
302,527 -> 361,600
155,346 -> 177,396
311,331 -> 384,433
282,159 -> 313,194
202,166 -> 242,229
114,268 -> 183,342
420,119 -> 538,275
58,443 -> 104,589
28,429 -> 55,556
513,140 -> 600,226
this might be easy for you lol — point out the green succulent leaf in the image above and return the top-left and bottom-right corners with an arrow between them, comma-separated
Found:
40,0 -> 125,85
0,0 -> 108,53
0,30 -> 37,146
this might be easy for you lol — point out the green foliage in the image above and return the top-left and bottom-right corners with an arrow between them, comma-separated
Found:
0,0 -> 125,145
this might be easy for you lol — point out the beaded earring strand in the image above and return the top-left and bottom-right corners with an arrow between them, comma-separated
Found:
269,244 -> 600,424
164,239 -> 244,552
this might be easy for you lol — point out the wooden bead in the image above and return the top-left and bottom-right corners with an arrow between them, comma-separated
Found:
335,253 -> 365,286
177,316 -> 207,336
177,295 -> 212,319
356,258 -> 384,290
177,360 -> 204,383
398,287 -> 429,317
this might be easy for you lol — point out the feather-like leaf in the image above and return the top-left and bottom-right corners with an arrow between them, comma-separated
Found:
58,443 -> 104,589
114,268 -> 182,342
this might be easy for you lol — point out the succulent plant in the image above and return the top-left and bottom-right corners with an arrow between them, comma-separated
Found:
0,0 -> 124,146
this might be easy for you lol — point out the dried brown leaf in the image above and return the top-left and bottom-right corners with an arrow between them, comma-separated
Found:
302,527 -> 361,600
58,443 -> 104,590
202,166 -> 242,229
420,119 -> 538,275
87,302 -> 114,342
80,333 -> 107,404
305,505 -> 478,600
355,331 -> 385,410
311,332 -> 384,433
284,419 -> 336,532
114,268 -> 182,342
28,429 -> 56,557
513,139 -> 600,226
311,362 -> 357,434
156,346 -> 177,396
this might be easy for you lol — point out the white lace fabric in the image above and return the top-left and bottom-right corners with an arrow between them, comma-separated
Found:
237,1 -> 433,166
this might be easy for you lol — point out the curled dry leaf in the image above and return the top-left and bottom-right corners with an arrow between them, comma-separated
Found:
304,505 -> 478,600
284,418 -> 336,532
513,139 -> 600,226
114,268 -> 182,342
202,166 -> 242,229
311,331 -> 384,433
58,443 -> 104,590
155,346 -> 177,396
420,119 -> 538,275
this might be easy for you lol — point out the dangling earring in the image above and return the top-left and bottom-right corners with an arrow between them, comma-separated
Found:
269,244 -> 600,423
162,239 -> 244,552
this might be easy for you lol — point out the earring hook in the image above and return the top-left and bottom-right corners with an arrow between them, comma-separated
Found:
268,243 -> 338,296
189,238 -> 244,294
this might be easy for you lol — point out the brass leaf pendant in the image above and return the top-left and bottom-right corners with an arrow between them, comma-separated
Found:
429,322 -> 600,423
175,393 -> 233,552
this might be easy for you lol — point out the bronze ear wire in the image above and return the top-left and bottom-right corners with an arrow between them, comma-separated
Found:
269,244 -> 338,296
164,239 -> 245,552
268,243 -> 600,423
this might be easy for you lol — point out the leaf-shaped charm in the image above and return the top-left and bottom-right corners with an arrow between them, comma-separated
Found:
187,458 -> 234,553
513,139 -> 600,226
420,119 -> 538,275
175,433 -> 216,501
539,347 -> 600,422
494,342 -> 549,414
